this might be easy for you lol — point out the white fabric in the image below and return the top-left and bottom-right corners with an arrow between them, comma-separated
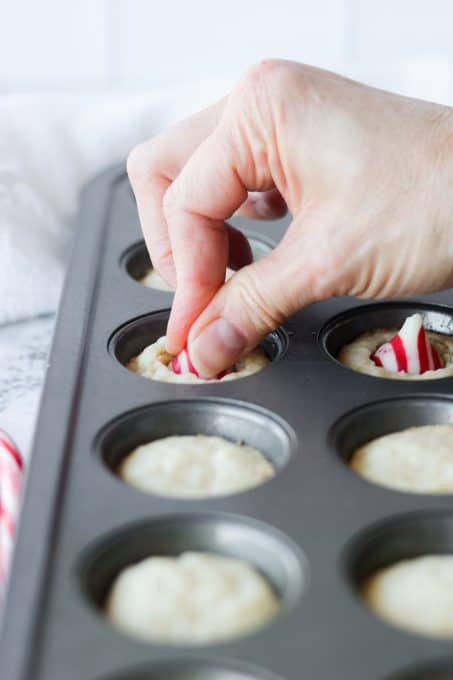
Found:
0,82 -> 231,325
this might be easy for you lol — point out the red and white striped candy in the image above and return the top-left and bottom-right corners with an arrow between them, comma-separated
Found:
170,347 -> 231,380
0,429 -> 23,601
373,313 -> 443,374
170,347 -> 199,376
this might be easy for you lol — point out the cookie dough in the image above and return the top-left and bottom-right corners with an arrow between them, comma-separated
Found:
350,424 -> 453,493
139,267 -> 234,291
119,434 -> 274,498
363,555 -> 453,639
139,268 -> 173,291
127,336 -> 269,383
106,551 -> 279,644
338,328 -> 453,379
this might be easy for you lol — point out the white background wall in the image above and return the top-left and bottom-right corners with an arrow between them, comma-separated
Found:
1,0 -> 453,103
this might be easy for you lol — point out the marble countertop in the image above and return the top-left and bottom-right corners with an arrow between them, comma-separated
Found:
0,315 -> 55,465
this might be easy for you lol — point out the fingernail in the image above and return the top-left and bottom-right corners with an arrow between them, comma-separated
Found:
190,318 -> 247,378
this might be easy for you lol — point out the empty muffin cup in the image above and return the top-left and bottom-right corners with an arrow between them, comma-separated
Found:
320,301 -> 453,380
97,398 -> 296,498
347,511 -> 453,639
80,514 -> 305,646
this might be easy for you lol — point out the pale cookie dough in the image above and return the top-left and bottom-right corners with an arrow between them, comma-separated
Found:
338,328 -> 453,379
363,555 -> 453,639
139,267 -> 234,291
106,551 -> 279,644
350,425 -> 453,494
119,434 -> 274,498
127,336 -> 269,383
138,268 -> 173,291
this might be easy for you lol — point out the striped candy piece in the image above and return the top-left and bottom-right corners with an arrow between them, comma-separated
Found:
373,313 -> 443,374
170,347 -> 230,380
0,429 -> 23,602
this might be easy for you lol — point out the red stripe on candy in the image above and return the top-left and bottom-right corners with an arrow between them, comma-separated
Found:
417,327 -> 429,373
170,346 -> 236,380
373,354 -> 383,367
390,334 -> 407,372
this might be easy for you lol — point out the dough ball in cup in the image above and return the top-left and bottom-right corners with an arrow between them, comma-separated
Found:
363,555 -> 453,639
119,434 -> 275,498
106,551 -> 280,645
350,424 -> 453,494
127,336 -> 269,384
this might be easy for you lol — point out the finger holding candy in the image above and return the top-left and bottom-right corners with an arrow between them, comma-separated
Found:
170,347 -> 232,380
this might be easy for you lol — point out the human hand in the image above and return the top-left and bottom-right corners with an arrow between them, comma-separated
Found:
128,60 -> 453,377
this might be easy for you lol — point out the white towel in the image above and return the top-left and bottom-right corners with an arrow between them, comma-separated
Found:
0,81 -> 231,325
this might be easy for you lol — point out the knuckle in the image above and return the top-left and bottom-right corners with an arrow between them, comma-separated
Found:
242,59 -> 298,98
245,58 -> 287,84
127,139 -> 162,185
126,142 -> 147,182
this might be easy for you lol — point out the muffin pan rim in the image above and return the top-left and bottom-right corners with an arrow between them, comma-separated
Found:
343,508 -> 453,580
94,656 -> 285,680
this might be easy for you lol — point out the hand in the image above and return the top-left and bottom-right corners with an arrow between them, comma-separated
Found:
128,59 -> 453,377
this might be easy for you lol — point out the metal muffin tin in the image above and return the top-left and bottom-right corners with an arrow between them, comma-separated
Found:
3,164 -> 453,680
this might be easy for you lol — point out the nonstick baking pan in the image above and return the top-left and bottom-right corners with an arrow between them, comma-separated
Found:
2,163 -> 453,680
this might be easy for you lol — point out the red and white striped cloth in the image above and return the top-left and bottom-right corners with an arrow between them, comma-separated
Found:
0,429 -> 23,602
170,347 -> 232,380
373,313 -> 443,374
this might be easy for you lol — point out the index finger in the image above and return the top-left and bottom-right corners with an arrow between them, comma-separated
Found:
127,100 -> 225,289
163,121 -> 267,354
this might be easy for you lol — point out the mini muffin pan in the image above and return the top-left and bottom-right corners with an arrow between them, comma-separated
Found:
2,164 -> 453,679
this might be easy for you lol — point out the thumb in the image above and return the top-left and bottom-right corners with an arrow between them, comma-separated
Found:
187,237 -> 313,377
